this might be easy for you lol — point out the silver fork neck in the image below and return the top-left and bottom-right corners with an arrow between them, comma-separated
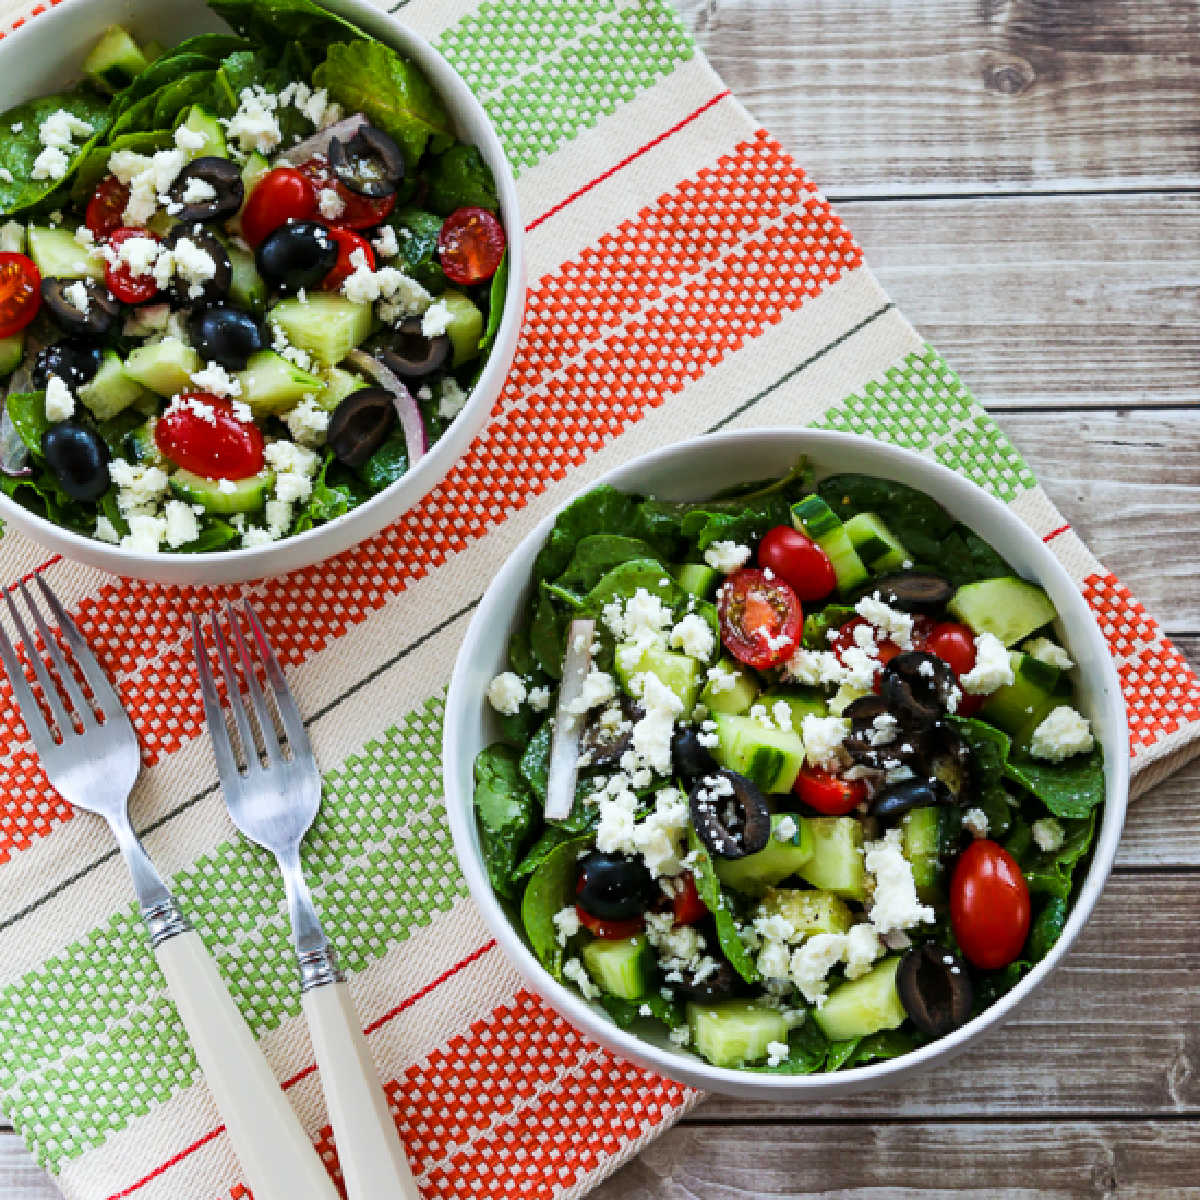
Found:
106,816 -> 192,947
277,845 -> 344,991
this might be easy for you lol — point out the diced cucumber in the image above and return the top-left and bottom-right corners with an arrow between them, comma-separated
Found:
828,683 -> 871,716
440,290 -> 484,366
581,934 -> 654,1001
240,153 -> 270,206
674,562 -> 720,600
615,644 -> 702,713
170,468 -> 274,515
790,495 -> 869,594
76,351 -> 150,421
235,350 -> 324,418
124,338 -> 200,397
0,221 -> 25,254
901,806 -> 945,901
947,576 -> 1057,647
122,417 -> 163,466
796,816 -> 867,901
0,334 -> 23,378
979,651 -> 1061,743
225,239 -> 266,317
759,686 -> 826,731
844,512 -> 909,573
713,712 -> 807,793
82,25 -> 149,93
812,956 -> 906,1043
269,294 -> 374,368
179,105 -> 227,160
715,813 -> 815,896
755,887 -> 854,937
27,226 -> 104,281
699,655 -> 758,715
314,366 -> 366,412
686,999 -> 789,1069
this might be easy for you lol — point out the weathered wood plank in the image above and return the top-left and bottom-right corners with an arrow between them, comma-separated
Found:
837,195 -> 1200,408
676,0 -> 1200,195
0,1137 -> 56,1199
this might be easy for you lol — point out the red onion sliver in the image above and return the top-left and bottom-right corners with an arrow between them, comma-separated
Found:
345,349 -> 427,466
545,619 -> 597,821
278,113 -> 368,166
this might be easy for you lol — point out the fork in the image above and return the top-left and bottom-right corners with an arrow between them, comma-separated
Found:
192,601 -> 420,1200
0,580 -> 338,1200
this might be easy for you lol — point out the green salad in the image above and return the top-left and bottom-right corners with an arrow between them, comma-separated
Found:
474,463 -> 1105,1073
0,0 -> 508,553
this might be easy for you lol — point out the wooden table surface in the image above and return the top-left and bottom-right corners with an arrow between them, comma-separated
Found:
3,0 -> 1198,1195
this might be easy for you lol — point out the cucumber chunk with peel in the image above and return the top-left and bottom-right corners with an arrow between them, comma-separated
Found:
812,956 -> 906,1043
235,350 -> 324,417
715,814 -> 815,896
439,290 -> 484,366
124,339 -> 201,397
844,512 -> 909,572
581,935 -> 654,1001
614,644 -> 702,713
269,294 -> 374,368
28,227 -> 104,280
947,576 -> 1058,647
82,26 -> 149,92
77,351 -> 149,421
687,1000 -> 790,1069
796,816 -> 867,901
791,495 -> 869,593
756,887 -> 855,937
170,468 -> 274,515
699,655 -> 758,715
713,712 -> 807,793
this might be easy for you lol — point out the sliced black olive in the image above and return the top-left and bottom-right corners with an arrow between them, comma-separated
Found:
32,339 -> 104,391
881,651 -> 959,728
378,317 -> 451,383
167,156 -> 244,223
844,694 -> 891,727
870,777 -> 952,822
256,220 -> 338,294
162,223 -> 232,307
329,125 -> 405,198
39,278 -> 119,338
578,696 -> 640,769
688,768 -> 770,859
327,387 -> 395,468
189,305 -> 264,372
575,850 -> 655,921
922,725 -> 974,805
673,957 -> 742,1001
869,573 -> 955,615
897,943 -> 973,1037
671,725 -> 719,783
41,422 -> 109,502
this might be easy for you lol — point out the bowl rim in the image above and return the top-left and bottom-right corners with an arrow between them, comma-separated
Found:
443,426 -> 1130,1096
0,0 -> 525,581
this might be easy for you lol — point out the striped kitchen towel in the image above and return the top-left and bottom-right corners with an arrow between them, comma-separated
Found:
0,1 -> 1197,1198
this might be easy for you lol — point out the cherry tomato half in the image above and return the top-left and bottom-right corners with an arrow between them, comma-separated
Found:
322,226 -> 374,291
757,525 -> 837,602
793,765 -> 866,816
717,568 -> 802,670
85,175 -> 130,240
829,615 -> 902,690
240,167 -> 318,247
438,205 -> 506,286
155,393 -> 264,480
295,157 -> 396,231
950,839 -> 1031,969
104,227 -> 161,305
575,904 -> 644,940
672,871 -> 708,926
0,252 -> 41,338
918,620 -> 984,716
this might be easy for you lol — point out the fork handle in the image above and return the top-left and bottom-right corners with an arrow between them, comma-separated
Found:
302,980 -> 421,1199
155,931 -> 340,1200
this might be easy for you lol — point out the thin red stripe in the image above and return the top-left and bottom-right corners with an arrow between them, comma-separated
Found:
1044,524 -> 1071,543
103,939 -> 497,1200
1,555 -> 61,595
525,89 -> 732,232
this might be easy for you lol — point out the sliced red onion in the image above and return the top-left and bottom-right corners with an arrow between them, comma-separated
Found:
1,332 -> 42,477
545,619 -> 597,821
345,348 -> 427,466
278,113 -> 367,166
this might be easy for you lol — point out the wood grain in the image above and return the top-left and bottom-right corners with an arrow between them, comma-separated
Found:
676,0 -> 1200,195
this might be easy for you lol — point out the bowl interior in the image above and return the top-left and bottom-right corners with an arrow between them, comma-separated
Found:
0,0 -> 524,585
444,428 -> 1129,1098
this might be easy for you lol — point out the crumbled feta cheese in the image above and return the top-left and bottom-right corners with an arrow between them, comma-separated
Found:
121,512 -> 167,553
173,124 -> 208,152
864,828 -> 935,935
962,807 -> 989,839
156,234 -> 217,300
190,361 -> 242,398
163,499 -> 200,549
1032,817 -> 1066,853
855,594 -> 915,650
31,146 -> 70,181
1022,637 -> 1075,671
436,378 -> 469,420
372,225 -> 400,259
566,669 -> 616,715
843,923 -> 884,980
421,298 -> 452,338
960,632 -> 1014,696
43,375 -> 75,421
93,515 -> 120,544
0,167 -> 12,185
109,458 -> 170,514
224,86 -> 283,154
669,613 -> 715,662
283,396 -> 331,447
800,714 -> 849,771
269,322 -> 315,373
632,787 -> 690,879
240,525 -> 279,549
39,109 -> 93,149
629,671 -> 684,775
705,663 -> 738,694
1029,706 -> 1094,762
552,906 -> 581,947
667,1025 -> 690,1047
340,247 -> 432,318
108,146 -> 186,224
704,540 -> 751,574
180,176 -> 218,205
317,187 -> 345,221
528,686 -> 551,712
775,815 -> 799,843
486,671 -> 526,716
562,956 -> 599,1000
789,933 -> 847,1005
765,1040 -> 789,1068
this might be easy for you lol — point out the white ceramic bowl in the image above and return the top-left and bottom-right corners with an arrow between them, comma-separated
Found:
0,0 -> 524,585
444,429 -> 1129,1099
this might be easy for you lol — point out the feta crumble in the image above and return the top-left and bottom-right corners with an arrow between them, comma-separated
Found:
703,540 -> 751,574
962,807 -> 990,839
864,828 -> 935,935
1029,706 -> 1094,762
43,375 -> 75,422
960,632 -> 1015,696
1031,817 -> 1066,853
1022,636 -> 1075,671
486,671 -> 526,715
669,613 -> 715,662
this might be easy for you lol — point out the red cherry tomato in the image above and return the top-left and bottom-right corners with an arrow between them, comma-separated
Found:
829,616 -> 902,692
104,227 -> 161,305
717,568 -> 802,670
0,252 -> 41,338
85,175 -> 130,239
918,620 -> 984,716
793,765 -> 866,816
294,157 -> 396,231
240,167 -> 318,247
437,206 -> 506,285
322,227 -> 374,291
154,393 -> 265,480
950,839 -> 1031,969
574,904 -> 644,940
757,525 -> 837,602
671,871 -> 708,926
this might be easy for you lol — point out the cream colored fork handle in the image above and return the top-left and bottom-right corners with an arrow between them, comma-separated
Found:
155,932 -> 340,1200
302,981 -> 421,1199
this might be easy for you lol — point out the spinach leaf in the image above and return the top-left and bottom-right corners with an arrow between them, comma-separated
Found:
71,130 -> 173,204
512,824 -> 577,882
947,716 -> 1017,837
293,450 -> 360,534
473,744 -> 537,900
206,0 -> 367,48
679,493 -> 791,552
600,993 -> 684,1032
686,829 -> 758,985
712,459 -> 813,506
1027,895 -> 1068,961
750,1017 -> 829,1075
1005,748 -> 1106,819
534,485 -> 641,583
99,488 -> 128,539
802,604 -> 855,649
478,249 -> 508,354
529,586 -> 567,678
1,462 -> 88,530
520,834 -> 591,978
355,429 -> 408,494
507,628 -> 541,678
554,535 -> 665,595
0,91 -> 112,215
825,1028 -> 923,1072
5,392 -> 48,456
217,49 -> 273,101
517,719 -> 597,830
425,143 -> 498,215
1020,812 -> 1097,900
314,41 -> 454,171
178,519 -> 240,553
388,207 -> 447,293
